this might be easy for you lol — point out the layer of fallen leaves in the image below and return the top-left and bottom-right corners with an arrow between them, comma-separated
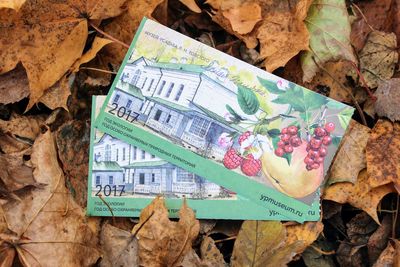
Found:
1,0 -> 400,266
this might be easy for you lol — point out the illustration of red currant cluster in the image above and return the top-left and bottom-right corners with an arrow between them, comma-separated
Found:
304,122 -> 335,171
274,125 -> 302,157
222,131 -> 261,177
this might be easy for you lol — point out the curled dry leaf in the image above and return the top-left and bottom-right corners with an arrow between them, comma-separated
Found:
301,0 -> 356,82
200,236 -> 227,267
0,133 -> 30,154
231,221 -> 304,267
373,240 -> 400,267
179,0 -> 201,13
0,130 -> 101,266
208,0 -> 312,72
102,0 -> 166,66
0,113 -> 45,142
367,215 -> 392,264
39,73 -> 73,111
0,64 -> 29,105
0,153 -> 35,193
286,221 -> 324,253
328,119 -> 371,184
100,223 -> 138,267
374,78 -> 400,122
366,119 -> 400,192
323,169 -> 395,223
352,31 -> 398,88
0,0 -> 127,110
131,197 -> 200,267
221,2 -> 261,35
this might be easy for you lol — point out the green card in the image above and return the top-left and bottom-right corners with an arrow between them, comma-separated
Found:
87,96 -> 320,220
95,18 -> 354,222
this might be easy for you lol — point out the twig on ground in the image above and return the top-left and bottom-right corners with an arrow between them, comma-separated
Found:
89,22 -> 130,49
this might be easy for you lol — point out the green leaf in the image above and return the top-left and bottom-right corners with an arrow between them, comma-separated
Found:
237,85 -> 260,115
332,135 -> 342,147
301,0 -> 356,82
253,124 -> 269,135
338,108 -> 354,130
272,136 -> 291,165
226,104 -> 243,121
257,76 -> 286,94
326,100 -> 346,110
267,129 -> 281,137
273,86 -> 328,113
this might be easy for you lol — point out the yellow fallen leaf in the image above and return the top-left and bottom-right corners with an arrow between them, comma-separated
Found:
286,221 -> 324,251
328,120 -> 371,184
366,119 -> 400,193
0,0 -> 25,10
132,197 -> 200,267
39,74 -> 72,111
323,169 -> 395,223
0,64 -> 30,105
208,0 -> 312,72
222,2 -> 261,35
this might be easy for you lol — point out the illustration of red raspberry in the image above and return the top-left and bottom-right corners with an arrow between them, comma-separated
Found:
240,155 -> 261,176
223,148 -> 243,169
238,131 -> 252,146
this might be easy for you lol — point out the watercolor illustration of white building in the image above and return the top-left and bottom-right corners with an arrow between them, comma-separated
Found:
92,132 -> 232,199
109,56 -> 256,160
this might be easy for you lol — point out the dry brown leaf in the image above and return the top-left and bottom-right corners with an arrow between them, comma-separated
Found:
374,78 -> 400,122
102,0 -> 166,66
350,0 -> 394,52
231,221 -> 304,267
368,215 -> 392,264
0,113 -> 45,141
0,0 -> 127,110
366,119 -> 400,192
208,0 -> 312,72
373,240 -> 400,267
56,120 -> 90,207
306,61 -> 353,103
353,31 -> 398,88
0,64 -> 29,105
132,197 -> 200,267
0,130 -> 101,266
328,120 -> 371,184
70,37 -> 113,72
39,74 -> 72,111
100,223 -> 139,267
0,153 -> 34,193
179,0 -> 201,13
323,169 -> 395,223
200,236 -> 227,267
286,221 -> 324,252
0,133 -> 30,154
222,2 -> 261,35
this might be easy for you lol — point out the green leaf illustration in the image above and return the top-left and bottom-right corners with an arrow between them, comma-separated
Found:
257,76 -> 286,94
237,85 -> 260,115
338,108 -> 354,130
226,104 -> 243,121
326,100 -> 346,110
272,136 -> 291,165
267,129 -> 281,137
332,135 -> 342,147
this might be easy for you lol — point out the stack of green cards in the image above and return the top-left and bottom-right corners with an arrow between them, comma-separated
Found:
88,18 -> 354,222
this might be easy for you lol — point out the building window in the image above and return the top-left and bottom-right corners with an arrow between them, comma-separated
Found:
177,169 -> 194,183
175,85 -> 184,101
105,144 -> 111,161
126,100 -> 132,109
147,79 -> 154,91
157,80 -> 166,95
165,82 -> 174,98
154,109 -> 162,121
113,94 -> 120,104
96,175 -> 101,185
131,69 -> 141,85
109,176 -> 114,185
122,147 -> 126,161
142,77 -> 148,88
151,154 -> 156,159
166,114 -> 172,123
151,173 -> 155,183
133,146 -> 137,160
188,117 -> 210,138
116,149 -> 119,161
141,150 -> 146,160
139,173 -> 145,184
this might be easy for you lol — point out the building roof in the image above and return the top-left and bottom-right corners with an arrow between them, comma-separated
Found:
93,161 -> 123,171
125,160 -> 170,168
148,61 -> 205,74
148,96 -> 190,112
116,80 -> 144,100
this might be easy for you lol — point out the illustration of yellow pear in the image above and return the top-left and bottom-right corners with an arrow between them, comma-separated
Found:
261,142 -> 324,198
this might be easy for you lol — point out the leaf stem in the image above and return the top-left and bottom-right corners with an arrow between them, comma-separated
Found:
80,67 -> 117,74
349,62 -> 376,101
89,22 -> 130,49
